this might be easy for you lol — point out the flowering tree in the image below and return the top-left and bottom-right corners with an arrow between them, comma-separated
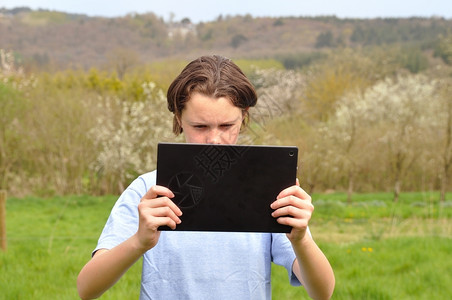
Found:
300,49 -> 396,123
240,68 -> 304,145
435,78 -> 452,202
247,67 -> 346,193
299,125 -> 339,194
0,49 -> 23,77
0,50 -> 32,192
327,88 -> 375,202
334,74 -> 439,202
89,82 -> 174,193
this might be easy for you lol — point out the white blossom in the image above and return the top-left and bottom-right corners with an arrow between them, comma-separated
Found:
89,82 -> 173,190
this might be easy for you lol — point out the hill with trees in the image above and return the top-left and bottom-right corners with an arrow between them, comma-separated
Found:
1,7 -> 451,70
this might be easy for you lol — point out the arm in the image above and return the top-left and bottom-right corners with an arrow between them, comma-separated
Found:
77,186 -> 182,300
271,180 -> 335,300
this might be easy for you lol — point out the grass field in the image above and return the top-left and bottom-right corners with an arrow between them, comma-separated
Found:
0,192 -> 451,299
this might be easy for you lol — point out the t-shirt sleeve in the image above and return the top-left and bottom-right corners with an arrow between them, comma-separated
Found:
93,171 -> 156,255
271,233 -> 302,286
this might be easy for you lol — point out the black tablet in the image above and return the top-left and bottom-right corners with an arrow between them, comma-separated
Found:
156,143 -> 298,233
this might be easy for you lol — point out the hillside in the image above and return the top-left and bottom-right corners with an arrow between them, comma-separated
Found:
1,7 -> 451,70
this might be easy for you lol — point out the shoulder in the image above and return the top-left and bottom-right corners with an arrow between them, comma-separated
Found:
138,170 -> 157,189
127,170 -> 157,198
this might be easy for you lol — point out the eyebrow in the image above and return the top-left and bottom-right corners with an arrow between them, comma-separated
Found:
186,116 -> 242,125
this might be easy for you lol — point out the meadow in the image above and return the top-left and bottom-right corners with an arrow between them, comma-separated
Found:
2,12 -> 452,300
0,192 -> 451,299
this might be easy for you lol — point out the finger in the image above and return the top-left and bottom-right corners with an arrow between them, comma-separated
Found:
140,213 -> 179,231
275,216 -> 309,229
138,203 -> 182,231
271,195 -> 313,211
296,178 -> 300,187
271,205 -> 307,219
148,206 -> 182,224
143,185 -> 175,200
141,186 -> 182,217
276,185 -> 310,201
142,197 -> 183,217
151,216 -> 180,230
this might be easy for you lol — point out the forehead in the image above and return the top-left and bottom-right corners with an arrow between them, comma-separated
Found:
182,93 -> 242,122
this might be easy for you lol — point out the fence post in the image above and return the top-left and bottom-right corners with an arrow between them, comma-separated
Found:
0,190 -> 6,251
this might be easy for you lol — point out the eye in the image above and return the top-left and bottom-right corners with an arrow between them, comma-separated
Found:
220,124 -> 233,128
193,125 -> 207,129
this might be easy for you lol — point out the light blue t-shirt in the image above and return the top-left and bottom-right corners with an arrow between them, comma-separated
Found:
95,171 -> 301,299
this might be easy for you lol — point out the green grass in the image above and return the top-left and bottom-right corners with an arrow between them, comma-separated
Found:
272,237 -> 452,299
0,195 -> 142,299
0,192 -> 451,299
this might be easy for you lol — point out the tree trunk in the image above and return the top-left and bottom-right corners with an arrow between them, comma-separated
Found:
440,166 -> 448,203
441,84 -> 452,202
347,170 -> 354,204
308,182 -> 315,195
394,179 -> 400,203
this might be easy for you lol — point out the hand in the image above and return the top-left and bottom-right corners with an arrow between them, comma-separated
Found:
136,185 -> 183,251
270,179 -> 314,242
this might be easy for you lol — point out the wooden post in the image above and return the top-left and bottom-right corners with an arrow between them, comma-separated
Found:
0,190 -> 6,251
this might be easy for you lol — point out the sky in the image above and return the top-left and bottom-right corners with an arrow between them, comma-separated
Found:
1,0 -> 451,23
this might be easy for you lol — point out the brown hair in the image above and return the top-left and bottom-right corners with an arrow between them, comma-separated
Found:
167,55 -> 258,135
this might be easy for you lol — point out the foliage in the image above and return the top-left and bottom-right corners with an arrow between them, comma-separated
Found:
0,50 -> 34,192
0,83 -> 28,190
350,18 -> 448,47
352,74 -> 438,201
89,82 -> 173,193
434,33 -> 452,65
1,45 -> 452,197
315,31 -> 335,48
241,67 -> 305,145
24,10 -> 75,25
275,52 -> 327,70
296,73 -> 441,198
230,34 -> 248,48
300,49 -> 384,122
258,47 -> 452,197
395,46 -> 429,73
0,51 -> 180,196
2,7 -> 452,70
432,78 -> 452,202
234,58 -> 284,75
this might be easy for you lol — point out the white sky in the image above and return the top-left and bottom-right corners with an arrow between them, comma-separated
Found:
1,0 -> 451,23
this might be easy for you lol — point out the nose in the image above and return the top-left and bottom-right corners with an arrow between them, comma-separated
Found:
206,128 -> 222,144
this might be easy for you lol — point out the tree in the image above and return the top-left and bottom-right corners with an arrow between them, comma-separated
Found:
301,50 -> 379,122
434,34 -> 452,65
89,82 -> 174,194
246,67 -> 339,193
327,90 -> 373,202
0,83 -> 28,190
351,74 -> 438,202
315,31 -> 334,48
435,78 -> 452,202
106,48 -> 140,80
230,34 -> 247,48
299,125 -> 338,194
0,49 -> 30,191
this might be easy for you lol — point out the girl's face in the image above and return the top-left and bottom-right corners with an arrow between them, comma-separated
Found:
179,92 -> 244,145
